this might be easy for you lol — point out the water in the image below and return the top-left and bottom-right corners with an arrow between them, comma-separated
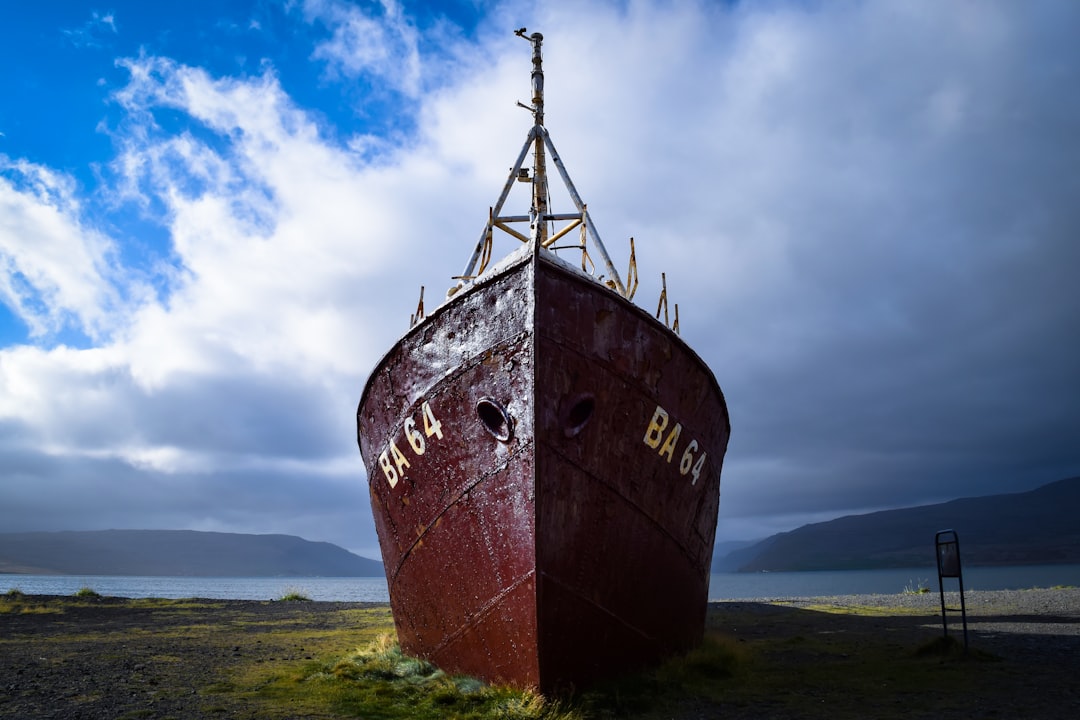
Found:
0,575 -> 389,602
3,564 -> 1078,602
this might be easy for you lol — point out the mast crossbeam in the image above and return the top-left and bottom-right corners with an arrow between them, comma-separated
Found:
455,29 -> 629,299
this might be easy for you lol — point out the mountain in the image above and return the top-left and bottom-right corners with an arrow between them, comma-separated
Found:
0,530 -> 384,577
718,476 -> 1080,572
710,539 -> 767,572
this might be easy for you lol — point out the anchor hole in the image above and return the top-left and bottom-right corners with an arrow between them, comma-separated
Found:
563,393 -> 596,438
477,398 -> 513,442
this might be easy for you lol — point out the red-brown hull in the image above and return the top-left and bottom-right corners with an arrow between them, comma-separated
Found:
357,247 -> 730,691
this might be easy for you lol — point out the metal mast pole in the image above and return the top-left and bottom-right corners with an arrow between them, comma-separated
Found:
456,28 -> 627,298
524,30 -> 548,247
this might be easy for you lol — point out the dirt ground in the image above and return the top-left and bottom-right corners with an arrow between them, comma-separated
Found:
697,590 -> 1080,720
1,589 -> 1078,719
0,595 -> 385,720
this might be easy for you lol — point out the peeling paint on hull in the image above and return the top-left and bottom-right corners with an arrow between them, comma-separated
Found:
357,247 -> 730,691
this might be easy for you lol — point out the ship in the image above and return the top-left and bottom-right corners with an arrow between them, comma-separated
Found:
356,29 -> 730,692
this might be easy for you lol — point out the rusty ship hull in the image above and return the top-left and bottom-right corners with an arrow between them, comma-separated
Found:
357,244 -> 730,690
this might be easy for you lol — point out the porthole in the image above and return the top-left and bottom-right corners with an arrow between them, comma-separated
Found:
477,397 -> 514,442
562,393 -> 596,438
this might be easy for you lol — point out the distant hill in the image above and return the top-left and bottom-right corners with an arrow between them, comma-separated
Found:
716,476 -> 1080,572
710,539 -> 766,572
0,530 -> 384,577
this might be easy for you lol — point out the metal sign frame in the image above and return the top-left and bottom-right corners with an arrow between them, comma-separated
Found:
935,529 -> 969,650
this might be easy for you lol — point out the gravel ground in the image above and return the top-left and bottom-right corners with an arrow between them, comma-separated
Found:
722,588 -> 1080,663
0,596 -> 383,720
1,589 -> 1078,719
778,588 -> 1080,647
702,588 -> 1080,720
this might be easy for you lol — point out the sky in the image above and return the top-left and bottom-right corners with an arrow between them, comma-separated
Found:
2,0 -> 1079,561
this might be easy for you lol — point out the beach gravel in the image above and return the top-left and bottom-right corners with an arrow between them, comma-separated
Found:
1,588 -> 1078,719
702,588 -> 1080,720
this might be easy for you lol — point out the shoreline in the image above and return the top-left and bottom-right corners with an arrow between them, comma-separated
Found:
728,586 -> 1080,609
5,585 -> 1079,629
3,588 -> 1078,718
5,562 -> 1080,604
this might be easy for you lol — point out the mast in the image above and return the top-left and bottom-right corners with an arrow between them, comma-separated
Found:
524,30 -> 549,247
456,29 -> 627,298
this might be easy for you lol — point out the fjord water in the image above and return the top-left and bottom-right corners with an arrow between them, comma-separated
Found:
4,564 -> 1079,601
0,575 -> 390,601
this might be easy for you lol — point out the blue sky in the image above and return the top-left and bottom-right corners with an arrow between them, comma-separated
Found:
2,0 -> 1079,562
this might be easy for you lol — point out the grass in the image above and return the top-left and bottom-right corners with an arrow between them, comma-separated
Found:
903,578 -> 932,594
252,633 -> 573,719
799,603 -> 931,617
0,590 -> 65,615
0,596 -> 985,719
573,632 -> 749,718
4,592 -> 1073,719
236,620 -> 997,719
74,586 -> 102,598
240,631 -> 749,719
128,597 -> 222,610
914,634 -> 1001,668
277,588 -> 313,602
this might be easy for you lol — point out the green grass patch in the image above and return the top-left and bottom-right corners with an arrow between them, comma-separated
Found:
128,597 -> 224,610
277,589 -> 313,602
0,595 -> 65,615
239,633 -> 576,720
903,578 -> 932,594
915,635 -> 999,662
7,596 -> 1060,719
235,631 -> 754,720
797,603 -> 932,617
74,587 -> 102,598
572,632 -> 748,718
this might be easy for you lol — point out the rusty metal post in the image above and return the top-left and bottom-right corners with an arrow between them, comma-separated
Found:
526,32 -> 548,248
541,129 -> 625,296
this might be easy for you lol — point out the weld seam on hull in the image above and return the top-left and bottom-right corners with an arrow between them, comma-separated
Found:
356,252 -> 535,416
367,330 -> 532,463
536,327 -> 726,443
388,440 -> 535,584
430,569 -> 537,657
538,438 -> 704,573
535,326 -> 662,400
539,256 -> 727,412
538,570 -> 657,643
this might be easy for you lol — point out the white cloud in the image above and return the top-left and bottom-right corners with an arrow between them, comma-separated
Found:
106,56 -> 423,387
302,0 -> 423,98
0,158 -> 132,340
1,54 -> 410,502
60,10 -> 118,49
1,0 -> 1078,553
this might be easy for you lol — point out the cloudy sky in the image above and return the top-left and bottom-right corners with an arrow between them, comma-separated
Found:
2,0 -> 1078,561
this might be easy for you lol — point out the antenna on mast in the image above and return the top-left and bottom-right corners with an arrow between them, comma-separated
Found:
515,28 -> 548,247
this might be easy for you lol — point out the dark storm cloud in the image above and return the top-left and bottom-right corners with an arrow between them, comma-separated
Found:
136,374 -> 348,459
0,447 -> 373,554
2,1 -> 1078,554
697,1 -> 1080,537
